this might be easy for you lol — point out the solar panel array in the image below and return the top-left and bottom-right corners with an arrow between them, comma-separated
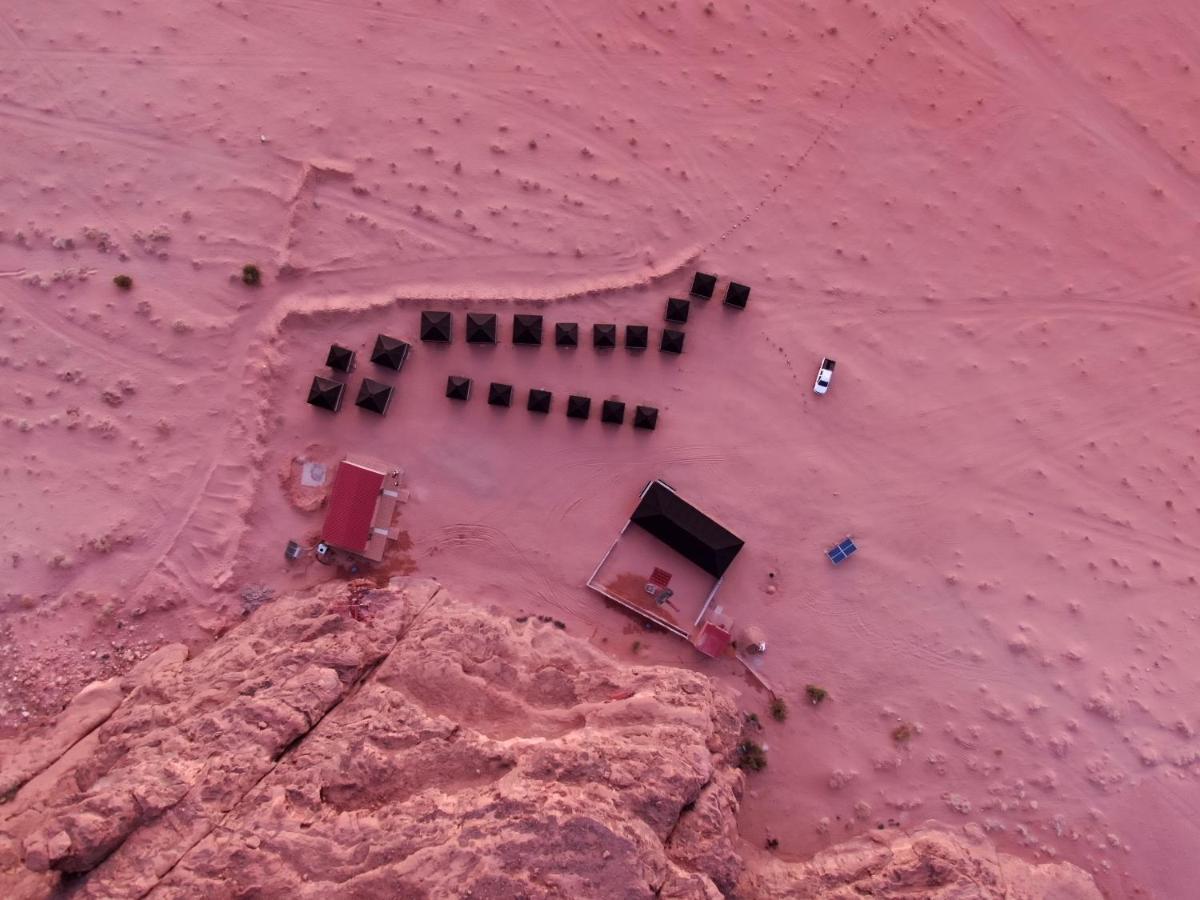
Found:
825,537 -> 857,565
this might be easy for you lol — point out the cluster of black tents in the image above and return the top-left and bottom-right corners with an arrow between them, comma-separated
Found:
307,333 -> 410,415
307,272 -> 747,422
442,376 -> 658,429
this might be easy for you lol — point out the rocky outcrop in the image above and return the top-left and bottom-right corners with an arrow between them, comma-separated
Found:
0,578 -> 1102,899
744,822 -> 1103,899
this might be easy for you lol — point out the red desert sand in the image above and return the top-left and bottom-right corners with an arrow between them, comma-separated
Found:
0,1 -> 1196,897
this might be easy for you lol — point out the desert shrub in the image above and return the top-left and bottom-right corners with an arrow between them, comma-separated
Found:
769,697 -> 788,722
242,263 -> 262,286
736,740 -> 767,772
805,684 -> 828,705
112,274 -> 133,289
892,722 -> 916,743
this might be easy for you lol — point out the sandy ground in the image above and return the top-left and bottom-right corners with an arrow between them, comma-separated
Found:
2,1 -> 1199,896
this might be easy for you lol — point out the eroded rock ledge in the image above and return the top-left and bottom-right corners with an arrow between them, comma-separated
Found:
0,579 -> 1101,899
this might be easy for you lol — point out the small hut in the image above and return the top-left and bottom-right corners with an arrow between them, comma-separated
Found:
420,310 -> 453,343
326,344 -> 356,373
488,382 -> 513,407
370,334 -> 410,370
555,322 -> 579,347
660,329 -> 686,354
307,376 -> 345,412
445,375 -> 472,400
513,314 -> 543,346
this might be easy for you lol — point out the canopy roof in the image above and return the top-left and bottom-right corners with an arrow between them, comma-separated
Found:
307,376 -> 345,412
446,375 -> 472,400
355,378 -> 393,415
724,282 -> 750,309
633,405 -> 658,430
625,325 -> 648,350
629,480 -> 743,578
665,298 -> 690,323
420,310 -> 453,342
566,394 -> 591,419
513,314 -> 543,345
371,334 -> 410,370
690,272 -> 716,299
661,329 -> 686,354
488,382 -> 513,406
322,460 -> 385,553
528,388 -> 552,412
601,399 -> 625,424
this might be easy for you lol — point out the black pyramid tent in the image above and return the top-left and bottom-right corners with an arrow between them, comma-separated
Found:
445,375 -> 472,400
630,480 -> 743,578
660,329 -> 686,354
488,382 -> 513,407
420,310 -> 453,343
690,272 -> 717,299
566,394 -> 591,419
633,405 -> 658,430
665,298 -> 690,323
528,388 -> 552,413
724,282 -> 750,309
466,312 -> 497,344
593,323 -> 617,350
371,334 -> 410,370
513,314 -> 543,346
625,325 -> 648,351
326,344 -> 356,373
555,322 -> 579,347
307,376 -> 345,412
355,378 -> 394,415
601,399 -> 625,425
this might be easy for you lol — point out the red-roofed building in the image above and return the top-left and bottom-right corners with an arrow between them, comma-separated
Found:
321,459 -> 401,562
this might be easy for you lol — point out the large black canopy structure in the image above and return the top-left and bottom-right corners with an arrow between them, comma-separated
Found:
633,405 -> 658,430
555,322 -> 579,347
528,388 -> 552,413
665,298 -> 690,324
566,394 -> 591,419
513,314 -> 543,346
445,375 -> 472,400
724,282 -> 750,309
593,323 -> 617,350
625,325 -> 648,351
466,312 -> 498,344
660,329 -> 686,354
601,399 -> 625,425
421,310 -> 453,343
488,382 -> 513,407
355,378 -> 394,415
630,480 -> 744,578
307,376 -> 345,412
690,272 -> 717,299
326,344 -> 356,373
370,334 -> 410,370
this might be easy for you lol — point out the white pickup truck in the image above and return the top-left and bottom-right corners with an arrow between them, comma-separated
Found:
813,357 -> 836,394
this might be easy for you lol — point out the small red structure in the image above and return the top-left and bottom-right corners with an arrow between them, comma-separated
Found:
321,459 -> 401,562
692,618 -> 733,658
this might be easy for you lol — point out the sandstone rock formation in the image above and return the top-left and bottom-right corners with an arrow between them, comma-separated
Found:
0,578 -> 1102,899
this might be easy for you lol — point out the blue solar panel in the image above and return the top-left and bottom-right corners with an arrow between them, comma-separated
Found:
826,537 -> 857,565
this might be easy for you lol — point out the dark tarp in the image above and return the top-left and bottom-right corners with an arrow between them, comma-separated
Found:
355,378 -> 393,415
629,480 -> 743,578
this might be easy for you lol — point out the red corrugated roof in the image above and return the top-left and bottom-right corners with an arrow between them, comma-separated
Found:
322,461 -> 385,553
